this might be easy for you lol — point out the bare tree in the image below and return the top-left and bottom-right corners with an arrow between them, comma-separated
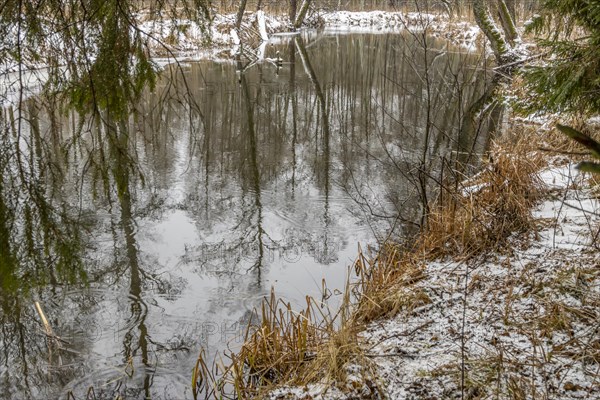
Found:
289,0 -> 297,22
294,0 -> 312,29
236,0 -> 248,29
497,0 -> 518,44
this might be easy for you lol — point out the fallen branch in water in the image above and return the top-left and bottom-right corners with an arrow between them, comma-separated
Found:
34,301 -> 54,337
35,301 -> 63,366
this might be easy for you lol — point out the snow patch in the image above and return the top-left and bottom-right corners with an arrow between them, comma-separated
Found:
256,10 -> 269,42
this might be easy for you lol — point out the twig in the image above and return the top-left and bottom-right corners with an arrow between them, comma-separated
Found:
366,320 -> 434,351
537,147 -> 590,156
492,51 -> 550,71
460,261 -> 469,400
35,301 -> 54,337
35,301 -> 63,366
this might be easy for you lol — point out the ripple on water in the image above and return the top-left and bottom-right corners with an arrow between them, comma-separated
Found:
61,362 -> 192,400
270,206 -> 369,236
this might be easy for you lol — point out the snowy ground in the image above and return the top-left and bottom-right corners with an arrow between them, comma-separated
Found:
136,10 -> 483,58
266,151 -> 600,400
360,161 -> 599,399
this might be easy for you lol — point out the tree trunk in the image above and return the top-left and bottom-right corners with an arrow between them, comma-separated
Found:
497,0 -> 518,44
505,0 -> 516,21
473,0 -> 509,62
235,0 -> 248,30
289,0 -> 297,23
294,0 -> 311,29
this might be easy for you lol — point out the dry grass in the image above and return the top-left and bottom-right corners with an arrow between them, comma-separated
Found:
191,246 -> 432,398
193,285 -> 378,399
419,134 -> 545,259
352,246 -> 430,325
192,246 -> 431,398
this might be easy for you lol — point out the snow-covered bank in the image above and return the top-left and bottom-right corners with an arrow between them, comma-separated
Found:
364,161 -> 599,399
136,10 -> 483,58
321,11 -> 481,50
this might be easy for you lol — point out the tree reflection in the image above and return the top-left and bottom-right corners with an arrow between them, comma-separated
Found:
330,32 -> 493,238
110,116 -> 153,398
0,42 -> 193,398
0,101 -> 89,398
295,36 -> 335,264
240,72 -> 266,282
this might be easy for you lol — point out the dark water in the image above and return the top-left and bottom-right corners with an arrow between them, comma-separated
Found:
0,31 -> 494,399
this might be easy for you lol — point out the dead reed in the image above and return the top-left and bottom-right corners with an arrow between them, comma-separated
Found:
420,133 -> 545,259
197,284 -> 378,399
352,245 -> 430,325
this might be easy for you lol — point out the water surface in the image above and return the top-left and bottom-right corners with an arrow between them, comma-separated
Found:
0,31 -> 495,399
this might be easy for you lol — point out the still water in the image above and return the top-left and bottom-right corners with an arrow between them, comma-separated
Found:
0,31 -> 494,399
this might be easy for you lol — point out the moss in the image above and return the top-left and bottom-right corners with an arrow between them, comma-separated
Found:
473,0 -> 509,61
498,0 -> 518,44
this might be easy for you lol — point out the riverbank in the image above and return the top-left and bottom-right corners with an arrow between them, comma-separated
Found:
356,120 -> 600,399
209,113 -> 600,399
138,10 -> 484,59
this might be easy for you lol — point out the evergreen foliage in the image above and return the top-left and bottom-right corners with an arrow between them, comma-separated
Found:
522,0 -> 600,114
0,0 -> 209,117
556,124 -> 600,173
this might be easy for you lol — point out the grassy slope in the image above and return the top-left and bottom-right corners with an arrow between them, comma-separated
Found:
362,123 -> 600,399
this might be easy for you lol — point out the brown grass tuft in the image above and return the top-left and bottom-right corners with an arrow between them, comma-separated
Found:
420,135 -> 545,259
352,246 -> 429,324
208,286 -> 377,399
